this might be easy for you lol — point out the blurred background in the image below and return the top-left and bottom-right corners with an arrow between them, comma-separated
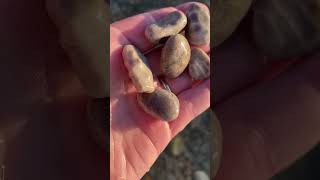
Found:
110,0 -> 320,179
110,0 -> 211,180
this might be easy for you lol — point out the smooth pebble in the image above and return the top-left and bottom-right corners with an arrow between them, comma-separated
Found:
189,48 -> 210,80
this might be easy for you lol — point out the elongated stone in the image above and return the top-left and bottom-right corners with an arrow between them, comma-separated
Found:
145,11 -> 187,44
212,0 -> 252,47
161,34 -> 191,78
253,0 -> 320,58
122,45 -> 155,93
87,98 -> 107,150
189,48 -> 210,80
46,0 -> 109,98
137,88 -> 179,121
186,3 -> 210,45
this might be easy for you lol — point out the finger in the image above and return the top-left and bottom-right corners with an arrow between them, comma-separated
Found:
169,79 -> 210,137
215,57 -> 320,180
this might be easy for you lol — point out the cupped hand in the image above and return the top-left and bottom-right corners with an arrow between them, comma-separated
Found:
213,17 -> 320,180
110,2 -> 210,180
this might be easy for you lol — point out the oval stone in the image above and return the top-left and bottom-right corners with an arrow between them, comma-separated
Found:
188,48 -> 210,80
137,88 -> 180,121
253,0 -> 320,58
87,97 -> 108,150
186,3 -> 210,45
145,11 -> 187,44
161,34 -> 191,78
212,0 -> 252,47
122,45 -> 155,93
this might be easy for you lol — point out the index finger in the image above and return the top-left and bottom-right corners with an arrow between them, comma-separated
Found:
111,2 -> 210,52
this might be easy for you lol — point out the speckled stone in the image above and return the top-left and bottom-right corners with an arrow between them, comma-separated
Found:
87,98 -> 107,150
212,0 -> 252,47
161,34 -> 191,78
188,48 -> 210,80
186,3 -> 210,45
253,0 -> 320,58
145,11 -> 187,44
122,45 -> 155,93
137,88 -> 180,121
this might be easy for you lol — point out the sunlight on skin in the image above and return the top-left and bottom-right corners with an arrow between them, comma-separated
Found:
110,2 -> 210,180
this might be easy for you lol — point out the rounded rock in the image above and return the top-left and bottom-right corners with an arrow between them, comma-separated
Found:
122,45 -> 155,93
137,88 -> 180,121
161,34 -> 191,78
212,0 -> 253,47
188,48 -> 210,80
253,0 -> 320,58
145,11 -> 187,44
87,97 -> 107,150
186,3 -> 210,45
193,170 -> 210,180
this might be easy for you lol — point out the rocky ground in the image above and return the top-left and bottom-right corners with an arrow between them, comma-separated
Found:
110,1 -> 211,179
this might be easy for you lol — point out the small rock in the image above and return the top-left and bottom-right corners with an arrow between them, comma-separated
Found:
186,3 -> 210,45
145,11 -> 187,44
188,48 -> 210,80
161,34 -> 191,78
193,170 -> 209,180
137,88 -> 180,121
169,136 -> 185,157
122,45 -> 155,93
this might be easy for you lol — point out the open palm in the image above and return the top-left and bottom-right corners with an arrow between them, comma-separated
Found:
109,2 -> 210,180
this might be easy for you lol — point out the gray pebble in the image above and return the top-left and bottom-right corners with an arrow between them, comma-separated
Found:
186,3 -> 210,45
122,45 -> 155,93
193,170 -> 209,180
137,88 -> 180,121
188,48 -> 210,80
145,11 -> 187,44
161,34 -> 191,78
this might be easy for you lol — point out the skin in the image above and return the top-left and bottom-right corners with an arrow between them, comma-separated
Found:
213,10 -> 320,180
110,2 -> 210,180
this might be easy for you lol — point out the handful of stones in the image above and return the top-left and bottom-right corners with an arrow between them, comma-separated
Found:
122,3 -> 210,121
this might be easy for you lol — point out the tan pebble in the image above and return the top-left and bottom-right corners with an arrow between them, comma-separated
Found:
122,45 -> 155,93
161,34 -> 191,78
137,88 -> 180,121
145,11 -> 187,44
87,97 -> 107,150
253,0 -> 320,58
188,48 -> 210,80
46,0 -> 109,98
212,0 -> 252,47
186,3 -> 210,45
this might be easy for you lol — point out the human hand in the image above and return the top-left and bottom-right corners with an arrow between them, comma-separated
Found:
213,17 -> 320,180
110,2 -> 210,180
